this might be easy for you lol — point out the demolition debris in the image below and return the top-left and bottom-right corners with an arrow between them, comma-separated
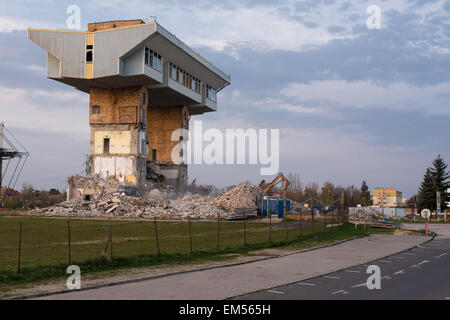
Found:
31,176 -> 262,220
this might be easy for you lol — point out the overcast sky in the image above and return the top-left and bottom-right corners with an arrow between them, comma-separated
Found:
1,0 -> 449,197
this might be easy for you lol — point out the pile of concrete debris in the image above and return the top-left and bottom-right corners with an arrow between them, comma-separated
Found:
31,182 -> 262,220
349,207 -> 385,222
214,184 -> 262,212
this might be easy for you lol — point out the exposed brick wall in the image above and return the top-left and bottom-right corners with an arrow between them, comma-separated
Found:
89,87 -> 148,126
146,106 -> 189,163
88,19 -> 145,32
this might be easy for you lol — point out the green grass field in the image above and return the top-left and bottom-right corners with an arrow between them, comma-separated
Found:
0,215 -> 369,286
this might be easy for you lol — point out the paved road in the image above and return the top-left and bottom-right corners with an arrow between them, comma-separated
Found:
234,234 -> 450,300
36,234 -> 428,300
402,223 -> 450,238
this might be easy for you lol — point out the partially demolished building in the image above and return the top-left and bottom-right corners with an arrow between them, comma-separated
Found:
28,19 -> 230,187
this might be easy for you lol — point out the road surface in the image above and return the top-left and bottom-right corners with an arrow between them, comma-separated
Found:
35,233 -> 428,300
234,224 -> 450,300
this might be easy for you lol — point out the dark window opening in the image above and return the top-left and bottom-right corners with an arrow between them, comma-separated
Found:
103,138 -> 110,154
152,149 -> 157,161
83,195 -> 91,201
86,45 -> 93,50
92,105 -> 100,114
86,50 -> 93,62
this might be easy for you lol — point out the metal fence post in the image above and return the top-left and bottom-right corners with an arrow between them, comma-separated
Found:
331,210 -> 334,230
17,222 -> 22,274
269,201 -> 272,243
188,216 -> 193,254
67,220 -> 71,265
285,215 -> 288,241
216,212 -> 220,251
243,213 -> 247,247
109,218 -> 113,261
299,214 -> 302,238
311,205 -> 316,237
153,217 -> 160,255
323,212 -> 326,233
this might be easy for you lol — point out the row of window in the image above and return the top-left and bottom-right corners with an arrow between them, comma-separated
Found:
169,63 -> 202,95
145,47 -> 163,72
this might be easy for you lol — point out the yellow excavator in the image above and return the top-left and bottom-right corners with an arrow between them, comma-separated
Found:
262,173 -> 290,218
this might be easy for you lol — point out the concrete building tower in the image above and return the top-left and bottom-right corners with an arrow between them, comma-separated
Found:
28,19 -> 230,186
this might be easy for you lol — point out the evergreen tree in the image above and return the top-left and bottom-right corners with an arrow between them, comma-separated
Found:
359,180 -> 371,206
418,168 -> 439,211
429,155 -> 450,211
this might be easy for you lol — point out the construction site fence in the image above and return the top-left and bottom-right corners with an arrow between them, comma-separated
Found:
0,209 -> 350,275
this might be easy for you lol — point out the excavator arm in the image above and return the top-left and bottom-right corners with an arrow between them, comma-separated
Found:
263,173 -> 289,195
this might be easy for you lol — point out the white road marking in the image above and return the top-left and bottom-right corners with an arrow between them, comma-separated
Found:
416,245 -> 428,249
344,270 -> 361,273
410,264 -> 420,269
323,275 -> 340,279
332,290 -> 345,295
433,253 -> 448,259
381,275 -> 392,280
297,282 -> 316,286
352,283 -> 367,288
332,289 -> 349,295
402,252 -> 416,256
418,260 -> 430,265
394,270 -> 405,275
380,260 -> 392,263
267,290 -> 284,294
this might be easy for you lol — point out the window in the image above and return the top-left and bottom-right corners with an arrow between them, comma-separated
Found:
206,85 -> 217,102
145,47 -> 162,72
92,105 -> 100,114
103,138 -> 110,154
169,63 -> 202,94
86,45 -> 93,63
152,149 -> 157,161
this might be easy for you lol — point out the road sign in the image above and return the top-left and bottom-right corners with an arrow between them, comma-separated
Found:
421,209 -> 431,219
421,209 -> 431,236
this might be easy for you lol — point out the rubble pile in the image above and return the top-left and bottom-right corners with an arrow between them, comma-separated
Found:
214,184 -> 262,212
349,207 -> 385,222
31,183 -> 262,220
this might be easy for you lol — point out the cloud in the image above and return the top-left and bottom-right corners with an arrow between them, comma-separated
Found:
280,80 -> 450,115
0,86 -> 89,138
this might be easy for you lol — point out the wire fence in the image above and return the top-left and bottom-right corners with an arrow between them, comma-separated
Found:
0,210 -> 349,274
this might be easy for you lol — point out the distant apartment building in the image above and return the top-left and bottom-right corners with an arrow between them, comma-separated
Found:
372,187 -> 403,207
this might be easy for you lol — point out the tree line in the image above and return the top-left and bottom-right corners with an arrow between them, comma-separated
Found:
261,173 -> 372,207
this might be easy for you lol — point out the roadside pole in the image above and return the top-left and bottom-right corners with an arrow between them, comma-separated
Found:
421,209 -> 431,236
